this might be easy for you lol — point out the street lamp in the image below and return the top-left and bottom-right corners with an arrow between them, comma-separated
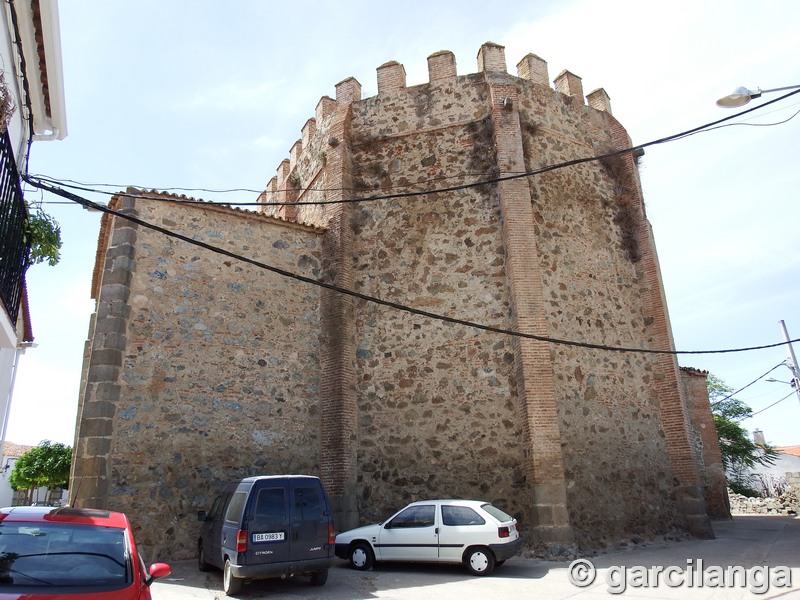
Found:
765,377 -> 795,387
776,320 -> 800,408
716,84 -> 800,108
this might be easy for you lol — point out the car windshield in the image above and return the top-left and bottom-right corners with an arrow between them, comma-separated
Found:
480,503 -> 514,523
0,521 -> 129,588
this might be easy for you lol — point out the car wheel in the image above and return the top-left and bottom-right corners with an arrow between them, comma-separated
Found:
223,558 -> 243,596
465,547 -> 495,576
198,543 -> 212,572
309,568 -> 328,586
349,541 -> 374,571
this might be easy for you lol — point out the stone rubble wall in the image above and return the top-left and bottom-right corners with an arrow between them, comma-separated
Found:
728,480 -> 800,516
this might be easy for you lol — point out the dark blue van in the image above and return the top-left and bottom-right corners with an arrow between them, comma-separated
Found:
197,475 -> 334,596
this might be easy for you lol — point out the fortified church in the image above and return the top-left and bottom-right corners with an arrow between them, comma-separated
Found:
70,42 -> 729,560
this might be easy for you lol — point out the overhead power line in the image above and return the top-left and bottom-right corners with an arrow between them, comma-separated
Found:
22,174 -> 800,358
711,362 -> 787,407
749,391 -> 796,418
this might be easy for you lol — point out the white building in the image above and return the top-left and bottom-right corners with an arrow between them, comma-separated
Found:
0,440 -> 65,507
0,0 -> 67,455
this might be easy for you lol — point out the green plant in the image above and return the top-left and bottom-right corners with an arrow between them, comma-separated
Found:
728,481 -> 760,498
707,373 -> 779,483
25,206 -> 62,267
9,440 -> 72,492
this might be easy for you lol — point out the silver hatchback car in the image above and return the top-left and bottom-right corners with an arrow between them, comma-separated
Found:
334,499 -> 521,576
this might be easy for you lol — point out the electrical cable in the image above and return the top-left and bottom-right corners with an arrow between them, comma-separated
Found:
24,87 -> 800,208
22,173 -> 800,358
749,391 -> 796,418
6,0 -> 35,170
710,362 -> 787,406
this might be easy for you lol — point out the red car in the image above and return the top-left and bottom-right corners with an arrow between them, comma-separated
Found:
0,505 -> 171,599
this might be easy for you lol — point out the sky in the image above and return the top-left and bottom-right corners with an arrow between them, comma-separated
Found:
6,0 -> 800,450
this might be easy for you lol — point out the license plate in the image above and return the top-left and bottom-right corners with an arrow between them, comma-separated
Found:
253,531 -> 285,542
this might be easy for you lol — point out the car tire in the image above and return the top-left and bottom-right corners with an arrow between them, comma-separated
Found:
309,568 -> 328,586
198,543 -> 212,572
465,546 -> 495,576
223,558 -> 243,596
349,541 -> 375,571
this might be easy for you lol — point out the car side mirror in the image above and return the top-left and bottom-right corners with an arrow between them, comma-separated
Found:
197,510 -> 208,521
146,562 -> 171,586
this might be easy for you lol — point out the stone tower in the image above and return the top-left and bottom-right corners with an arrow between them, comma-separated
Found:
72,42 -> 719,561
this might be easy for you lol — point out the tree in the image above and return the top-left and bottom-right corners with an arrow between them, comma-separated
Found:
25,206 -> 62,267
0,69 -> 61,268
707,373 -> 778,495
9,441 -> 72,502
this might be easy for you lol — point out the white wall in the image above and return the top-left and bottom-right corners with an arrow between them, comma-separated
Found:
0,454 -> 65,506
0,1 -> 32,167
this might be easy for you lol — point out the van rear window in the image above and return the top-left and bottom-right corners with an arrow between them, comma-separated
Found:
294,486 -> 324,521
255,488 -> 286,521
225,492 -> 247,523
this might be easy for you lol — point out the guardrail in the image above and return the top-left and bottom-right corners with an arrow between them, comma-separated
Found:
0,130 -> 31,325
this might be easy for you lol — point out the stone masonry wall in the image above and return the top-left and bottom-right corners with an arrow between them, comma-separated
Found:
680,367 -> 731,519
73,193 -> 324,560
514,79 -> 680,548
347,74 -> 525,522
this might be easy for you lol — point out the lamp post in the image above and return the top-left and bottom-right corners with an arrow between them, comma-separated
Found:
716,84 -> 800,108
777,320 -> 800,408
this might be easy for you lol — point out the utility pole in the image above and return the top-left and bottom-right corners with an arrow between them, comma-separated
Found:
778,320 -> 800,407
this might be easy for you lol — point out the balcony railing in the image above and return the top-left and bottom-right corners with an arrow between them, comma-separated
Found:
0,130 -> 31,326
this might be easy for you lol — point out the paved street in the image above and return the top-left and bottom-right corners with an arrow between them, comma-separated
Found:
151,515 -> 800,599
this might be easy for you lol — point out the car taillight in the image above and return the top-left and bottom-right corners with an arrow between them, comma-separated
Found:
498,526 -> 510,538
236,530 -> 247,552
328,523 -> 335,545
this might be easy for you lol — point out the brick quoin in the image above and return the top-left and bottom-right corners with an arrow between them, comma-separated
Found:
484,59 -> 574,547
318,77 -> 362,530
607,117 -> 714,538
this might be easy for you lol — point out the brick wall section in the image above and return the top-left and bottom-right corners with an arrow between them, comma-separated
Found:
553,70 -> 584,100
317,77 -> 362,530
377,61 -> 406,93
516,54 -> 548,86
680,367 -> 731,519
586,88 -> 612,115
427,51 -> 457,82
482,49 -> 573,545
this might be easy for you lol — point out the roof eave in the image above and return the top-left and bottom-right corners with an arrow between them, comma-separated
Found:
18,0 -> 67,140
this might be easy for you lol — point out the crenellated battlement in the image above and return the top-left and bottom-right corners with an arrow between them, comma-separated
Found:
258,41 -> 615,225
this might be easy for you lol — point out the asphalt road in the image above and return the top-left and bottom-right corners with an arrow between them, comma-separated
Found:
151,515 -> 800,599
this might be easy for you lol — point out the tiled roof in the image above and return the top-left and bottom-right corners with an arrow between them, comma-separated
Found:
776,445 -> 800,457
680,366 -> 709,377
2,441 -> 34,458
